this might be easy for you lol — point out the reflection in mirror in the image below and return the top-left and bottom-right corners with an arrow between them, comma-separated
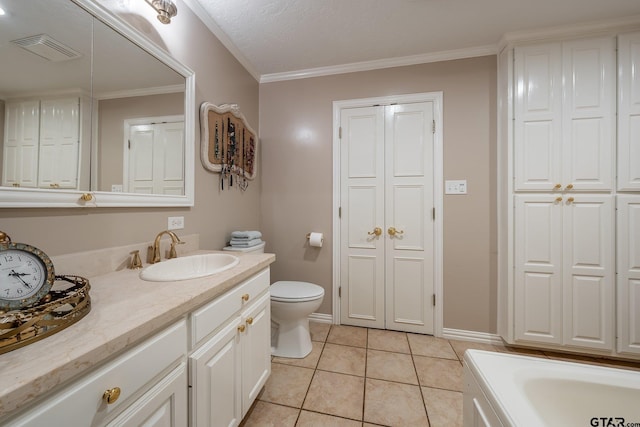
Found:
92,17 -> 185,195
0,0 -> 92,191
0,0 -> 194,207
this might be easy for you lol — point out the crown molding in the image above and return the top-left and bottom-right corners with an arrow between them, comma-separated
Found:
260,44 -> 497,83
181,0 -> 261,82
498,14 -> 640,50
95,84 -> 184,100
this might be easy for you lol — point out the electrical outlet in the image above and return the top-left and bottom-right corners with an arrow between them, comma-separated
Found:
168,216 -> 184,230
445,180 -> 467,195
111,184 -> 123,192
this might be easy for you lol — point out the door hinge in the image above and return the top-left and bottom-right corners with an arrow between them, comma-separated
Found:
339,207 -> 342,218
128,140 -> 131,149
432,294 -> 436,306
339,287 -> 342,298
432,207 -> 435,220
432,120 -> 436,134
339,127 -> 342,139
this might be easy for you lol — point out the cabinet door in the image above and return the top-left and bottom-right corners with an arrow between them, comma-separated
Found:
2,101 -> 40,187
190,318 -> 242,427
618,32 -> 640,191
617,196 -> 640,355
562,195 -> 614,349
240,292 -> 271,416
38,98 -> 80,189
107,364 -> 188,427
562,37 -> 615,191
514,43 -> 563,191
514,195 -> 563,344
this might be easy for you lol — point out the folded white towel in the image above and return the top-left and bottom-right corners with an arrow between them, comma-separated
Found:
231,230 -> 262,240
230,238 -> 263,247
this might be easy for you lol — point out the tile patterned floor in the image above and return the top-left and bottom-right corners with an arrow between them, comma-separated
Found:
240,323 -> 640,427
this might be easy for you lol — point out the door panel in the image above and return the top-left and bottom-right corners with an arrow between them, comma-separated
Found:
617,196 -> 640,355
618,32 -> 640,190
563,195 -> 613,349
514,195 -> 563,344
346,255 -> 382,323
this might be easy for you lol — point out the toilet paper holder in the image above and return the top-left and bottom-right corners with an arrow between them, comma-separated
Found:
305,232 -> 324,247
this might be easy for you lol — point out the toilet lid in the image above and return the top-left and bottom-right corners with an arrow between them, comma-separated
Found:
270,281 -> 324,302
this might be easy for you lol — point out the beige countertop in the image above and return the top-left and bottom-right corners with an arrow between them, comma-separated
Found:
0,249 -> 275,417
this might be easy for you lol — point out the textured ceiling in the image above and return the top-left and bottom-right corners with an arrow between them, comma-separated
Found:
189,0 -> 640,80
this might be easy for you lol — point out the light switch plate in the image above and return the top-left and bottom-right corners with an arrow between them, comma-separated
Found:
168,216 -> 184,230
445,180 -> 467,194
111,184 -> 123,192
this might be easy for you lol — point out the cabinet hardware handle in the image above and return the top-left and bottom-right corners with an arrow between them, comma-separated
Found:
103,387 -> 121,404
388,227 -> 404,236
80,193 -> 93,201
238,324 -> 246,333
567,197 -> 574,203
246,317 -> 254,325
553,183 -> 562,190
241,294 -> 250,302
565,184 -> 574,190
555,197 -> 563,202
367,227 -> 382,236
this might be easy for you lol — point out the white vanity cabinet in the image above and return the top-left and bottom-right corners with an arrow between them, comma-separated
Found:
189,269 -> 271,427
3,319 -> 189,427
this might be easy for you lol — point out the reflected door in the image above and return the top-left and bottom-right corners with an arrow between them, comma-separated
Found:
127,121 -> 184,195
339,102 -> 435,334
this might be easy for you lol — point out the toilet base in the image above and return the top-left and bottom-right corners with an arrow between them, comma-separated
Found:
271,317 -> 313,358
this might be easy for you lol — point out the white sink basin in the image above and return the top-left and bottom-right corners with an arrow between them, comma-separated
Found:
139,253 -> 240,282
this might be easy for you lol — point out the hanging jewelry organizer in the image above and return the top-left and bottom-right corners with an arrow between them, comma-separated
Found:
200,103 -> 258,191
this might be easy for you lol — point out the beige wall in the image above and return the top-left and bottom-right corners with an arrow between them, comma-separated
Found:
260,57 -> 498,333
97,93 -> 183,191
0,1 -> 261,256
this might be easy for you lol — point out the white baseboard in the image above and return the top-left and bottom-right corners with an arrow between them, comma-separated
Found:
442,328 -> 504,345
309,313 -> 333,324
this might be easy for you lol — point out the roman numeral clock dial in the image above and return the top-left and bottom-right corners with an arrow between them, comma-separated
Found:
0,232 -> 55,312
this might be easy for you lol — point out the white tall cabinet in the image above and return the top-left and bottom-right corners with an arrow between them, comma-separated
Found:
499,31 -> 640,359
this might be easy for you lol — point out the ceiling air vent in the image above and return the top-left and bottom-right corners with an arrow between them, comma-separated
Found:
11,34 -> 82,62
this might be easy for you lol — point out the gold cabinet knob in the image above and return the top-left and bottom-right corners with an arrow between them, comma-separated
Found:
80,193 -> 93,201
565,184 -> 574,190
103,387 -> 121,405
367,227 -> 382,236
246,317 -> 254,325
238,324 -> 246,333
553,183 -> 562,190
567,197 -> 575,203
388,227 -> 404,236
555,197 -> 563,202
241,293 -> 250,302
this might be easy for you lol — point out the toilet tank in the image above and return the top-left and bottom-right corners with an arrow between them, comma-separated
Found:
222,241 -> 266,253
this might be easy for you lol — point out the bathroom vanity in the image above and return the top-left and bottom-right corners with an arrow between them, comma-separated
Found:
0,248 -> 274,427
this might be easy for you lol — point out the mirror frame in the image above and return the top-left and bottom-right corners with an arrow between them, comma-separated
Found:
0,0 -> 195,208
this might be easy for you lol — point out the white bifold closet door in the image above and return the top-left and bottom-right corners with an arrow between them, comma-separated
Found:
339,102 -> 435,334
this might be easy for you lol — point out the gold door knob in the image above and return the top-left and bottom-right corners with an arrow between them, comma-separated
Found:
103,387 -> 121,404
565,184 -> 574,190
246,317 -> 254,325
567,197 -> 575,203
367,227 -> 382,236
238,324 -> 246,333
241,294 -> 250,302
388,227 -> 404,236
553,183 -> 562,190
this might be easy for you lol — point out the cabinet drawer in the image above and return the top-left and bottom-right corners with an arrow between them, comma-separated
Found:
191,268 -> 270,346
5,319 -> 187,427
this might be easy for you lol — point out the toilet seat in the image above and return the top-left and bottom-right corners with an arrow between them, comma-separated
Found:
270,281 -> 324,302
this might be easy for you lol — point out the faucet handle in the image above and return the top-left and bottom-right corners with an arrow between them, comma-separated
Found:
168,240 -> 185,259
129,250 -> 143,269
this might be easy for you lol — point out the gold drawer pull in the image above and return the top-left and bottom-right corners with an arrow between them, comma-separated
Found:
241,293 -> 250,302
246,317 -> 254,325
555,197 -> 563,202
238,324 -> 246,333
553,183 -> 562,190
567,197 -> 575,203
565,184 -> 574,190
103,387 -> 121,404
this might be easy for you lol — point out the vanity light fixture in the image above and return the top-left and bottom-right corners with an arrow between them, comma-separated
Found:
145,0 -> 177,24
0,6 -> 6,16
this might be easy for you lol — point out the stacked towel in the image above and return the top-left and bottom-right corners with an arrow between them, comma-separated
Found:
229,231 -> 263,248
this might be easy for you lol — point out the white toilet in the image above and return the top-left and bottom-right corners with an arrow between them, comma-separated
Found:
223,241 -> 325,359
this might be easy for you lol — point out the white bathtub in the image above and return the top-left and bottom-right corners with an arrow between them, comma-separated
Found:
463,349 -> 640,427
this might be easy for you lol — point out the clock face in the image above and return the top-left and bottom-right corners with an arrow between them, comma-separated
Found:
0,248 -> 52,309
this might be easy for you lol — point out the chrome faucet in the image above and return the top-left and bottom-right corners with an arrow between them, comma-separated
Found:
150,230 -> 183,264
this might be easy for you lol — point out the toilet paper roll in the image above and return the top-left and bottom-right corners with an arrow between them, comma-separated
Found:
309,232 -> 324,247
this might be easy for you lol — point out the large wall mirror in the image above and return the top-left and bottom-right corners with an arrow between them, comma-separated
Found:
0,0 -> 195,207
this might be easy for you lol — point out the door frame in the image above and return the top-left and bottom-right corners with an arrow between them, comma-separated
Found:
332,92 -> 444,336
